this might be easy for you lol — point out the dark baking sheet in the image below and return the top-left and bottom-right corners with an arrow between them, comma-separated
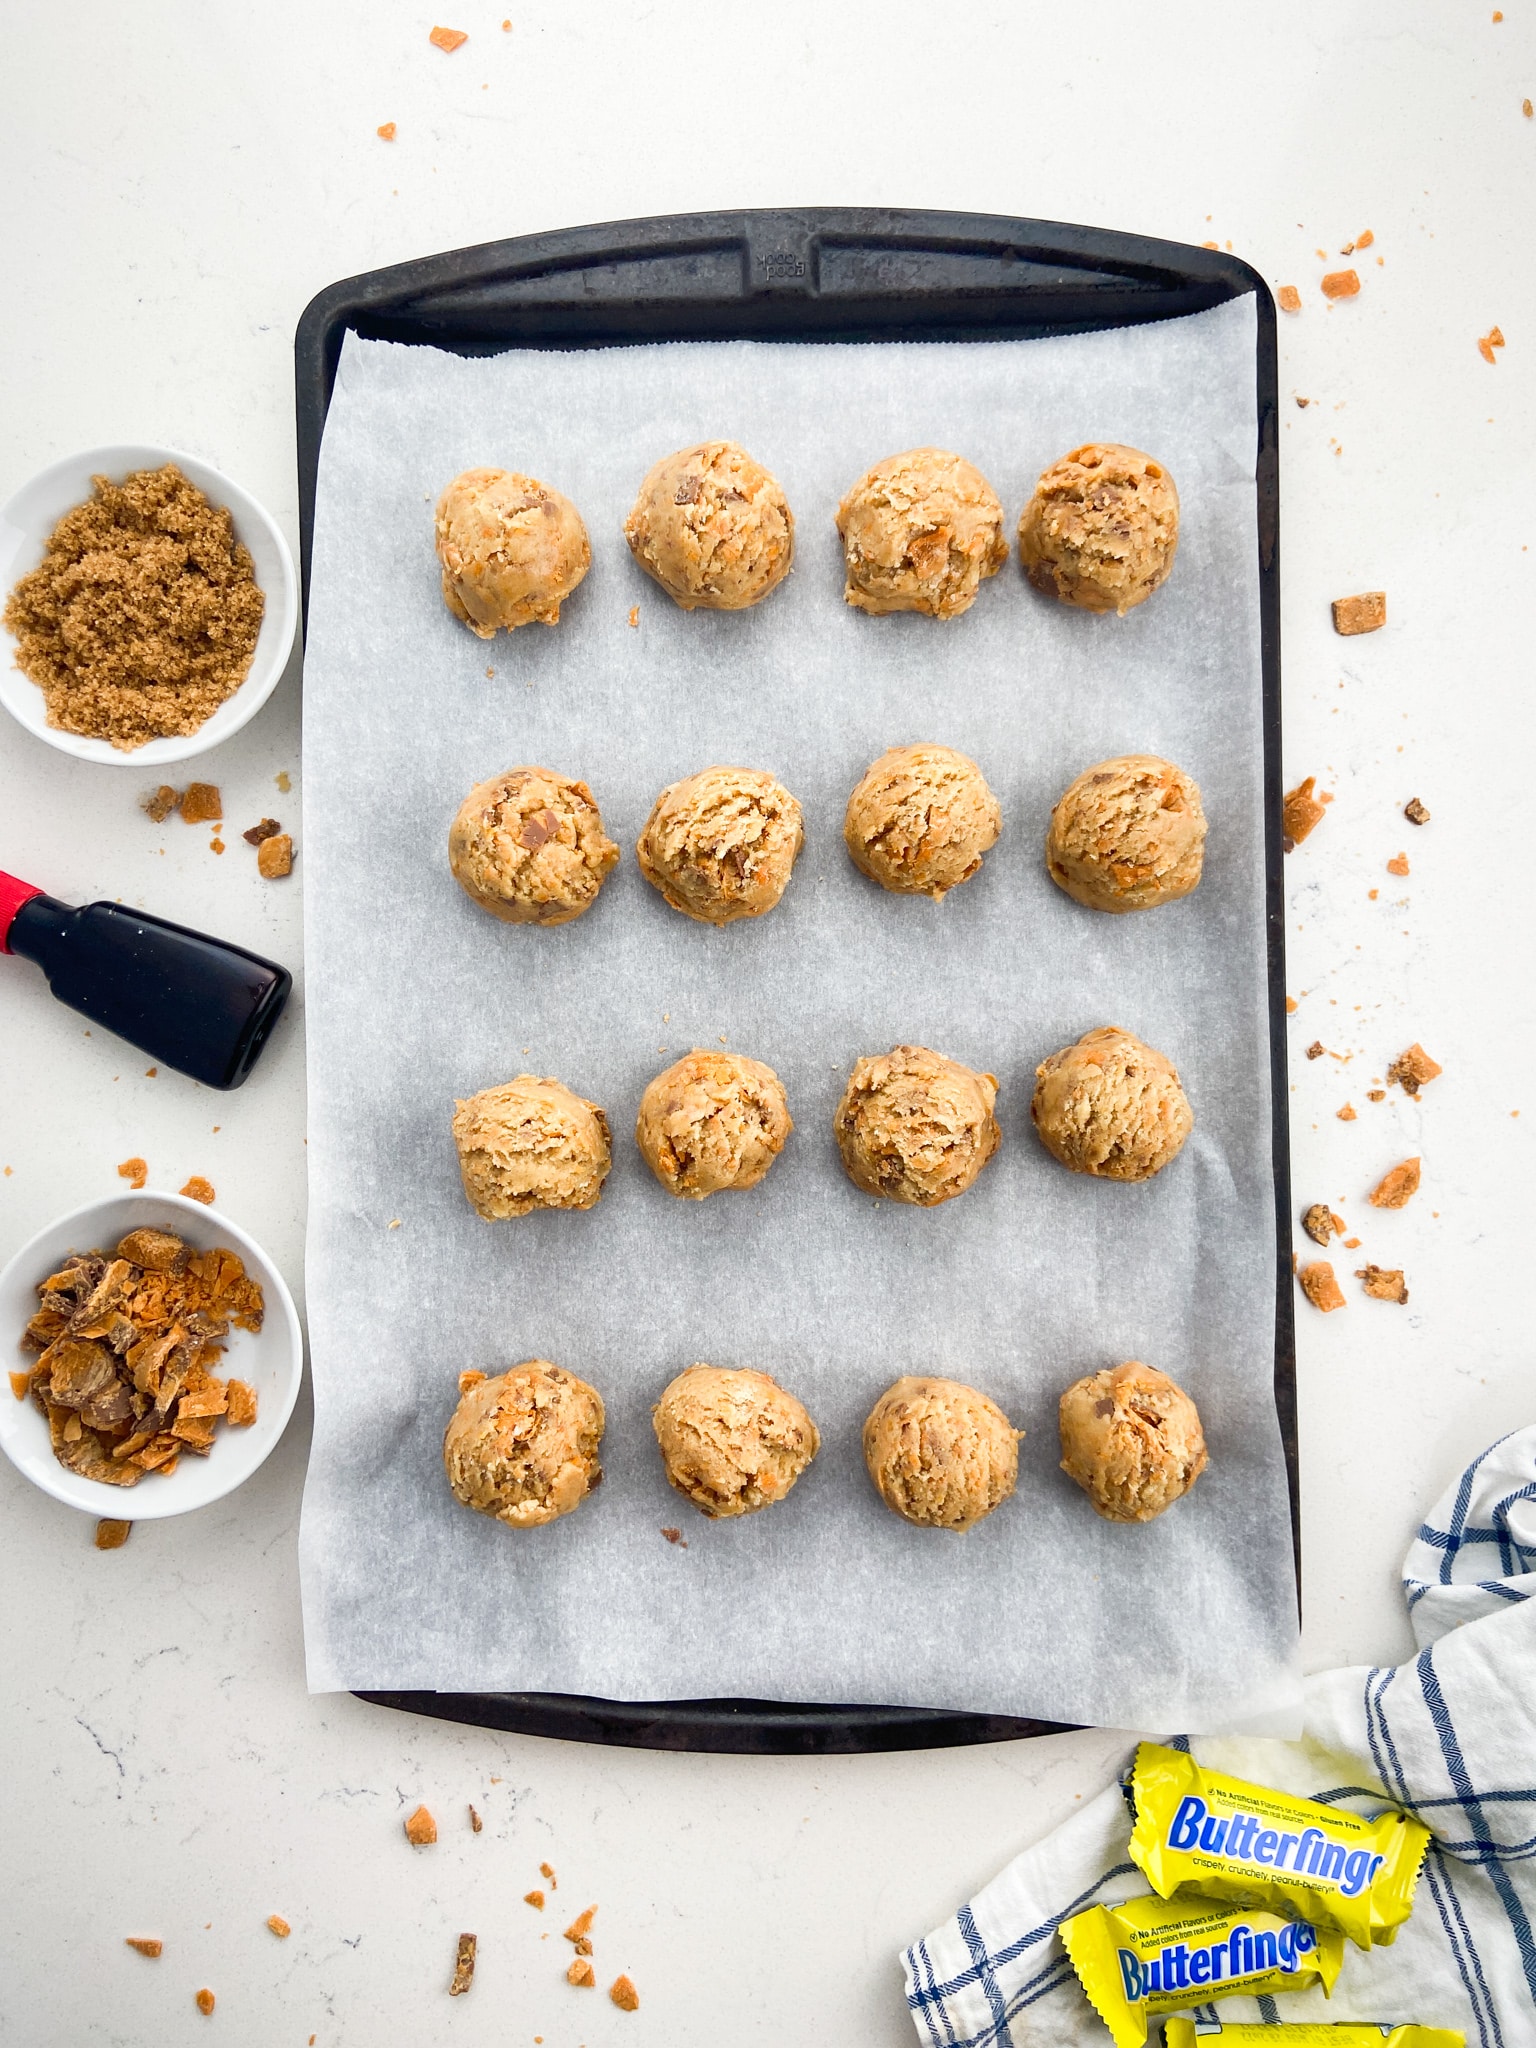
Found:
294,207 -> 1292,1754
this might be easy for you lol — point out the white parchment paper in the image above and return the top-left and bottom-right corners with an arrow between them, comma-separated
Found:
298,298 -> 1302,1732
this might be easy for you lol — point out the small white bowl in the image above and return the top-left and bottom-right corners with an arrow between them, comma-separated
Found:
0,443 -> 298,766
0,1192 -> 302,1520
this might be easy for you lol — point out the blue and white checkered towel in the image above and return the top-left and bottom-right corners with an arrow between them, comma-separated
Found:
902,1426 -> 1536,2045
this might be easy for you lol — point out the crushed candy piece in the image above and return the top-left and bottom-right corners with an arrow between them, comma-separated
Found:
1285,996 -> 1298,1014
1277,285 -> 1301,313
224,1379 -> 257,1426
257,833 -> 294,879
524,1890 -> 546,1910
1306,1040 -> 1325,1060
196,1989 -> 215,2016
377,122 -> 397,140
268,1915 -> 290,1938
1388,1043 -> 1443,1097
1301,1204 -> 1341,1247
564,1906 -> 597,1946
541,1862 -> 556,1885
95,1517 -> 132,1549
118,1157 -> 148,1189
1355,228 -> 1375,249
458,1370 -> 487,1394
1404,796 -> 1430,824
405,1804 -> 438,1846
143,785 -> 179,822
1299,1261 -> 1346,1312
610,1974 -> 640,2011
1337,1103 -> 1357,1121
1358,1263 -> 1409,1303
1282,775 -> 1328,849
180,1176 -> 216,1204
469,1804 -> 483,1832
1370,1158 -> 1421,1209
566,1959 -> 596,1988
1332,590 -> 1386,635
628,604 -> 640,627
180,782 -> 222,824
661,1525 -> 684,1543
276,770 -> 292,793
243,818 -> 282,844
1387,852 -> 1410,876
449,1932 -> 477,1995
125,1936 -> 162,1957
1321,268 -> 1361,300
429,24 -> 468,49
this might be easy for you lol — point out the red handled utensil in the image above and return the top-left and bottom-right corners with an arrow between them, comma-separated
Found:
0,870 -> 291,1090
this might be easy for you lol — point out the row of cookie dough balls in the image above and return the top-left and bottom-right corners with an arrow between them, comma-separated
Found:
450,751 -> 1208,928
443,1358 -> 1208,1534
451,1029 -> 1193,1221
434,440 -> 1180,631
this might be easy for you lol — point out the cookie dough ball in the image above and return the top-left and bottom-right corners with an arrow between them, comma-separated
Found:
863,1376 -> 1022,1532
836,448 -> 1007,619
1058,1360 -> 1207,1523
844,744 -> 1002,901
1018,443 -> 1179,615
835,1045 -> 1000,1206
1031,1027 -> 1192,1182
444,1360 -> 605,1528
1045,755 -> 1206,913
636,1050 -> 792,1199
434,467 -> 590,636
623,441 -> 793,611
452,1075 -> 611,1218
652,1365 -> 819,1518
449,767 -> 620,927
637,766 -> 804,925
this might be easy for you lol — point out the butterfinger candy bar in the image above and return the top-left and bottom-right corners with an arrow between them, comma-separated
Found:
1164,2022 -> 1464,2046
1060,1891 -> 1345,2048
1128,1741 -> 1430,1949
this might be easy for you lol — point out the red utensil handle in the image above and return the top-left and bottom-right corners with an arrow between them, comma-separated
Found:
0,870 -> 44,953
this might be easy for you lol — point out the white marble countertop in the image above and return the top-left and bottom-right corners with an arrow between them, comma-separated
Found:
2,3 -> 1531,2040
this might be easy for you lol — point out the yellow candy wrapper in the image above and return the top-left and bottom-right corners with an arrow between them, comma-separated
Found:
1128,1741 -> 1432,1949
1163,2023 -> 1464,2047
1058,1891 -> 1345,2048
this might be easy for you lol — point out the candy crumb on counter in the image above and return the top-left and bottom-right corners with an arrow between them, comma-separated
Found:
180,782 -> 222,824
1337,1104 -> 1356,1121
377,121 -> 397,140
1299,1261 -> 1347,1312
449,1933 -> 476,1996
95,1518 -> 132,1549
628,604 -> 640,626
567,1959 -> 596,1988
1370,1158 -> 1422,1208
1358,1264 -> 1409,1303
541,1861 -> 556,1885
1321,268 -> 1361,299
1388,1043 -> 1443,1096
180,1176 -> 216,1204
524,1890 -> 546,1910
1300,1204 -> 1343,1247
267,1915 -> 291,1938
1281,775 -> 1327,849
610,1974 -> 640,2011
143,785 -> 179,822
9,1370 -> 30,1401
243,818 -> 282,844
404,1804 -> 437,1846
1387,852 -> 1410,876
1332,590 -> 1386,635
257,833 -> 294,879
1277,285 -> 1301,313
1305,1040 -> 1325,1060
275,770 -> 292,792
196,1989 -> 215,2016
124,1937 -> 162,1957
118,1157 -> 148,1188
469,1805 -> 482,1832
429,24 -> 467,49
563,1906 -> 597,1946
1404,795 -> 1431,824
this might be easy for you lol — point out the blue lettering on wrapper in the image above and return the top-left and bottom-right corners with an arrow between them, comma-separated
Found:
1169,1795 -> 1205,1850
